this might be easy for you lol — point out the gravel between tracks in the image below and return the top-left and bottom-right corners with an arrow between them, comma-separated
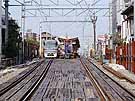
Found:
0,60 -> 39,85
0,67 -> 28,84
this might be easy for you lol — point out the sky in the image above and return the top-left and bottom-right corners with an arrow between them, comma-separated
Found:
4,0 -> 110,55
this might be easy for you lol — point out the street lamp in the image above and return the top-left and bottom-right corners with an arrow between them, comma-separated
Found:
91,15 -> 97,51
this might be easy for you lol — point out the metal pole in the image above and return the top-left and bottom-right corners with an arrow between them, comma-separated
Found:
109,3 -> 111,34
5,0 -> 9,45
22,1 -> 25,63
91,15 -> 97,51
112,0 -> 117,34
0,0 -> 2,65
93,22 -> 96,50
111,0 -> 117,63
39,22 -> 42,58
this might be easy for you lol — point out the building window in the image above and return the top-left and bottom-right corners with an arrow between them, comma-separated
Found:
47,37 -> 51,40
44,37 -> 46,40
130,19 -> 134,35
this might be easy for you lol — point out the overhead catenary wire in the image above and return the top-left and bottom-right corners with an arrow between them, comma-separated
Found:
11,0 -> 110,56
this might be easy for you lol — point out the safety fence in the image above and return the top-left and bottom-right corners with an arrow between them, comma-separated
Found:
116,39 -> 135,73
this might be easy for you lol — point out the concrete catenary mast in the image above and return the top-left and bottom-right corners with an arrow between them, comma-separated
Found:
112,0 -> 117,34
5,0 -> 9,45
111,0 -> 117,62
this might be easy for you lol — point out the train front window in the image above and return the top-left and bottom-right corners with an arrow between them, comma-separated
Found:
45,41 -> 57,49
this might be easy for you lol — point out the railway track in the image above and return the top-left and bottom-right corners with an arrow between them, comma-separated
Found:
80,58 -> 135,101
0,60 -> 44,95
103,64 -> 135,84
0,59 -> 53,101
30,59 -> 104,101
1,59 -> 135,100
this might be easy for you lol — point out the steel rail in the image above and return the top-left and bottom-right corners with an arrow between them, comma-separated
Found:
80,58 -> 110,101
0,60 -> 44,96
87,58 -> 135,101
102,65 -> 135,84
19,60 -> 53,101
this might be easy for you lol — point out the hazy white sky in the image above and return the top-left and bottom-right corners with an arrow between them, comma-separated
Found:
7,0 -> 110,54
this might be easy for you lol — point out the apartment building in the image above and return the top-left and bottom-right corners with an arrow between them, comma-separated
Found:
111,0 -> 134,40
121,0 -> 134,40
115,0 -> 135,73
41,32 -> 55,41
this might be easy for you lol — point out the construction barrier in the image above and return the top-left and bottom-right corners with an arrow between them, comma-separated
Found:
126,43 -> 128,70
131,39 -> 135,73
114,37 -> 135,73
116,46 -> 121,64
116,39 -> 135,74
128,40 -> 132,71
122,43 -> 126,68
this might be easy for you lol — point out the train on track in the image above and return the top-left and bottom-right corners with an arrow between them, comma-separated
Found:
43,40 -> 58,58
57,37 -> 80,59
43,37 -> 80,59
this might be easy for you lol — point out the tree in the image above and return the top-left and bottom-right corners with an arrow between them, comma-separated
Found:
113,32 -> 123,46
4,19 -> 20,58
26,38 -> 39,47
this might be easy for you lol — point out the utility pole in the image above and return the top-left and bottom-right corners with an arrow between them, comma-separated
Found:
91,14 -> 97,51
111,0 -> 117,63
112,0 -> 117,34
108,2 -> 112,50
21,0 -> 26,63
0,0 -> 2,65
5,0 -> 9,45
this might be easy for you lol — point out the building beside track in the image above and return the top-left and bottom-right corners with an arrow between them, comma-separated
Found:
112,0 -> 135,73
